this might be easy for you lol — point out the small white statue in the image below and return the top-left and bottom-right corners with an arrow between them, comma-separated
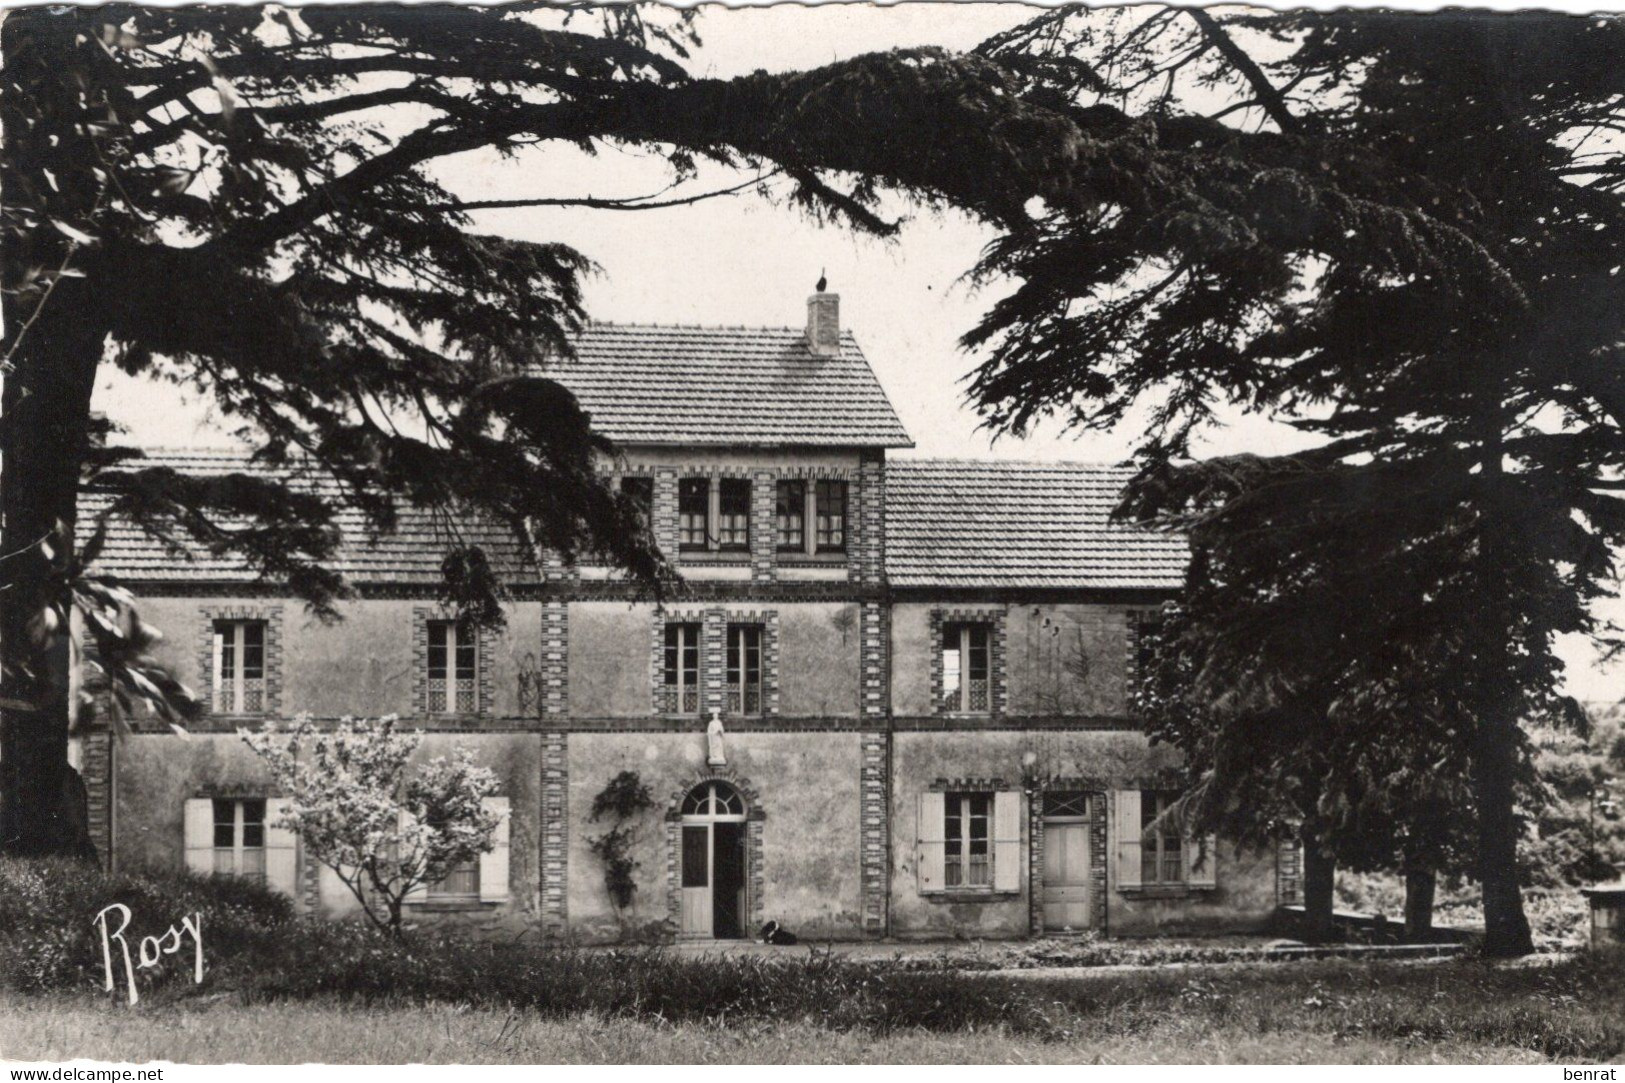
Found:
706,710 -> 726,767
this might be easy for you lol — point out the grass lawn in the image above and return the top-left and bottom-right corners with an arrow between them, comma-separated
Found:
2,955 -> 1619,1065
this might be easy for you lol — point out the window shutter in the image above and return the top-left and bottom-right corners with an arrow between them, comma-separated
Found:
1185,832 -> 1219,889
401,809 -> 428,903
992,790 -> 1022,892
479,796 -> 511,903
210,628 -> 223,712
264,798 -> 300,902
916,791 -> 945,893
1113,790 -> 1143,891
183,798 -> 214,874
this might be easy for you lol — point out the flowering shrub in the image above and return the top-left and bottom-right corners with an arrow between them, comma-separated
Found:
242,713 -> 499,935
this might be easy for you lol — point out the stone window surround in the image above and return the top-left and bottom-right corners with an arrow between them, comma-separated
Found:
605,466 -> 859,573
651,607 -> 781,719
196,604 -> 284,718
411,606 -> 497,718
928,607 -> 1009,718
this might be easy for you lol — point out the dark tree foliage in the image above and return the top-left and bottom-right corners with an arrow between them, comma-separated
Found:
966,7 -> 1625,956
0,4 -> 1085,857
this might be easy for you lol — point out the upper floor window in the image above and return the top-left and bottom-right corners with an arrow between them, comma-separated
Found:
774,478 -> 846,556
619,475 -> 654,522
663,622 -> 701,714
213,797 -> 266,883
940,622 -> 991,713
679,477 -> 709,550
678,477 -> 752,553
775,480 -> 806,551
726,624 -> 764,716
427,620 -> 477,714
717,478 -> 751,550
1141,791 -> 1186,886
212,620 -> 265,715
944,791 -> 991,888
815,480 -> 846,552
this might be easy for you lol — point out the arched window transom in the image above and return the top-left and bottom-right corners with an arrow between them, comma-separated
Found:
681,781 -> 746,820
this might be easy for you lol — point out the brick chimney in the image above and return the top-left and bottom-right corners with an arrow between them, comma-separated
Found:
806,289 -> 840,358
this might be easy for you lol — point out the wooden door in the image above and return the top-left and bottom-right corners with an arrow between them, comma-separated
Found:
679,824 -> 712,936
1042,822 -> 1092,932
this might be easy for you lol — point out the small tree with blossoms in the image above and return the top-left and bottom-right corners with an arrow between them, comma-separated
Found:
241,713 -> 499,937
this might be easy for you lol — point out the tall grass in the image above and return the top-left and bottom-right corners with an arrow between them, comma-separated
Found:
3,857 -> 1621,1059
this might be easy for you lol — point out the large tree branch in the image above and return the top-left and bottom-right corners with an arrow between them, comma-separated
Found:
1186,8 -> 1300,135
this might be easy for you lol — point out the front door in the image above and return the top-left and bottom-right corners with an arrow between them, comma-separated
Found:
1042,821 -> 1092,932
680,824 -> 712,936
678,781 -> 749,939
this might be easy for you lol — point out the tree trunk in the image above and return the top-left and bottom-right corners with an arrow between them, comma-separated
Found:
0,292 -> 104,858
1302,836 -> 1337,943
1403,866 -> 1436,942
1470,422 -> 1536,959
1472,714 -> 1535,957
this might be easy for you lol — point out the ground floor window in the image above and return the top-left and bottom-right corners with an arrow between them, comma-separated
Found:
944,791 -> 992,888
212,798 -> 266,883
1141,790 -> 1186,886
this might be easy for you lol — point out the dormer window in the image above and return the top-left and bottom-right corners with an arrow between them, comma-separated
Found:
678,476 -> 751,554
775,480 -> 806,551
619,475 -> 653,522
679,477 -> 709,551
717,478 -> 750,551
815,480 -> 846,553
774,478 -> 847,556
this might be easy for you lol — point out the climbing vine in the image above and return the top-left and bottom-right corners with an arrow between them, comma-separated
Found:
588,770 -> 655,911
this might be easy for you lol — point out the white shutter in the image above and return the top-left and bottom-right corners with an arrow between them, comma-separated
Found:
264,798 -> 300,903
1185,832 -> 1219,889
1113,790 -> 1143,891
916,791 -> 945,893
992,790 -> 1022,892
210,628 -> 224,713
183,798 -> 214,874
479,796 -> 511,903
401,809 -> 428,903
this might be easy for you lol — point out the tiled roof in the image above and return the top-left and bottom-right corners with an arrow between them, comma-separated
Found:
81,449 -> 531,586
884,459 -> 1188,590
543,324 -> 912,448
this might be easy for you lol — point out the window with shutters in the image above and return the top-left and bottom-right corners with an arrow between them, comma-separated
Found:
429,857 -> 479,899
940,622 -> 992,713
1141,791 -> 1186,886
212,798 -> 266,883
662,622 -> 702,714
944,791 -> 992,889
775,480 -> 806,551
212,620 -> 266,715
814,480 -> 846,552
725,624 -> 763,716
427,620 -> 477,714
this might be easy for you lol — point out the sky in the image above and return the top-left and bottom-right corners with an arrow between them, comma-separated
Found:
87,1 -> 1623,701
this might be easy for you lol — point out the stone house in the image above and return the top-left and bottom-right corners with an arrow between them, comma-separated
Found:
80,291 -> 1298,941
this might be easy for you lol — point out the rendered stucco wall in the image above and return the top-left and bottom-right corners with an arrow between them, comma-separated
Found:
130,597 -> 542,720
568,601 -> 861,719
889,729 -> 1273,939
565,731 -> 863,941
114,732 -> 542,925
892,602 -> 1138,719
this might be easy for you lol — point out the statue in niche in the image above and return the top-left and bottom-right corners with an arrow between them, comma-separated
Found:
706,710 -> 726,767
